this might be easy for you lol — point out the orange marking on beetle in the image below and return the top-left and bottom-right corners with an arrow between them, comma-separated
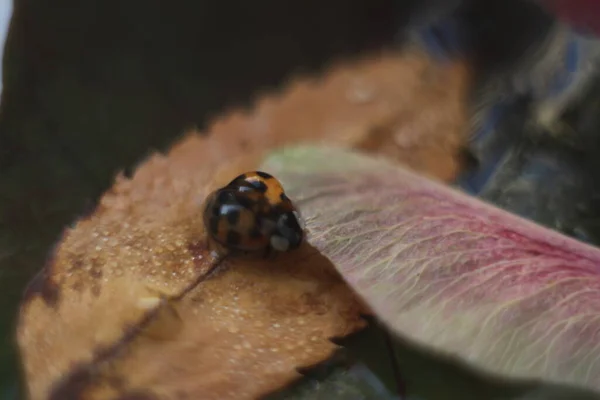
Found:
227,171 -> 288,207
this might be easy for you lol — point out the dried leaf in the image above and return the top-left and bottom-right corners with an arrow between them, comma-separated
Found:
263,145 -> 600,394
17,149 -> 368,400
16,51 -> 471,400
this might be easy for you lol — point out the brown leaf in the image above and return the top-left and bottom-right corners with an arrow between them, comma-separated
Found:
17,51 -> 471,400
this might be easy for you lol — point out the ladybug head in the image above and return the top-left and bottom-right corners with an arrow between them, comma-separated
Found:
269,210 -> 305,252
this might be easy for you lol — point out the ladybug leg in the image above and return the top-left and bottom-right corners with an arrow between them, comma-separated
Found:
205,236 -> 231,262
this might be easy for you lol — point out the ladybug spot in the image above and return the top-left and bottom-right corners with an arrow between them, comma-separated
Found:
256,171 -> 273,179
249,226 -> 263,239
226,209 -> 241,226
235,195 -> 255,209
209,217 -> 220,235
253,180 -> 268,193
217,190 -> 236,204
226,231 -> 242,246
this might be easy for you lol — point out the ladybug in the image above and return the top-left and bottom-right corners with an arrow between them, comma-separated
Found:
203,171 -> 305,256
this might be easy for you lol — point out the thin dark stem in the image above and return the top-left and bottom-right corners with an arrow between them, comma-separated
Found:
383,327 -> 406,400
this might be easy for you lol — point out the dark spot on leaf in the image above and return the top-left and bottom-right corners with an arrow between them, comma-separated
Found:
23,268 -> 61,307
71,280 -> 84,292
90,268 -> 103,279
106,374 -> 126,389
22,242 -> 62,307
70,256 -> 84,271
187,241 -> 208,267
